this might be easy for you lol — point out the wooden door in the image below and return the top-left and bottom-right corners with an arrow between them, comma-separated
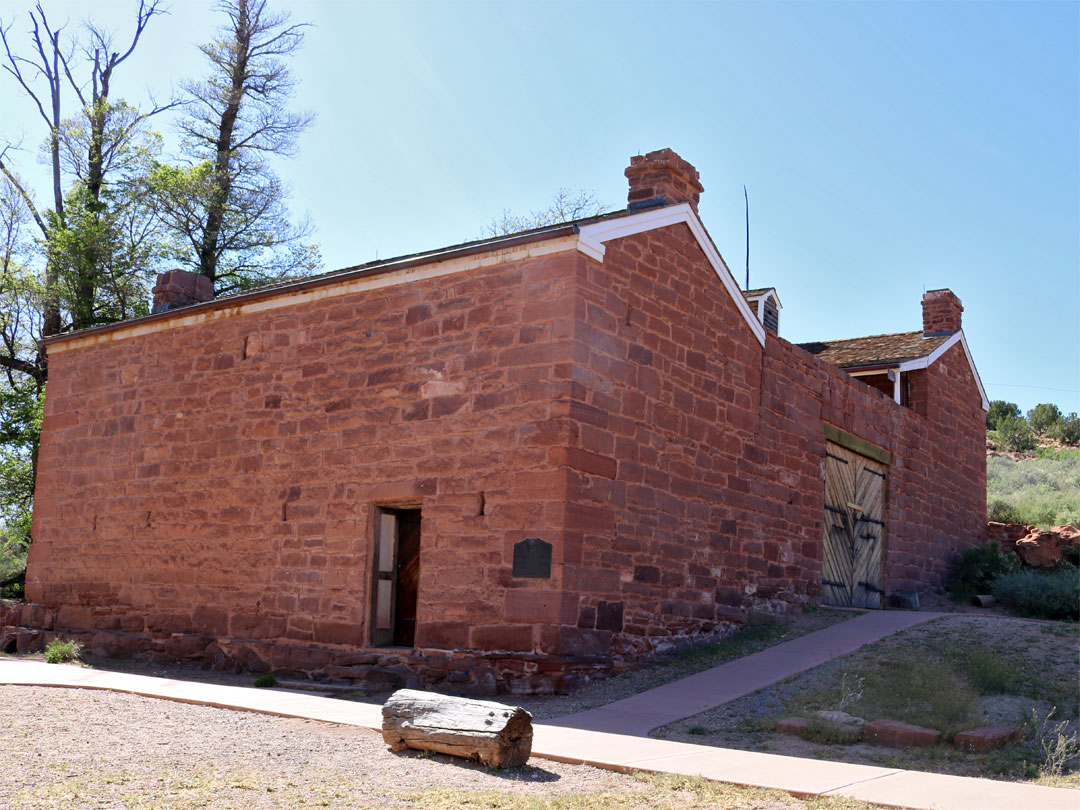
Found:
371,507 -> 422,647
822,441 -> 886,608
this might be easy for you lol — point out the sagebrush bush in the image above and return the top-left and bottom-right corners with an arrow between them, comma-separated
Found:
987,454 -> 1080,527
43,639 -> 83,664
949,541 -> 1020,602
992,569 -> 1080,621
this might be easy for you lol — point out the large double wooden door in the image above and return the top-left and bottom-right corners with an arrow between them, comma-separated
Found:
822,441 -> 886,608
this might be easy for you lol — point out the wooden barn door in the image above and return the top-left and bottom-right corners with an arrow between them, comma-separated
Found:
822,441 -> 886,608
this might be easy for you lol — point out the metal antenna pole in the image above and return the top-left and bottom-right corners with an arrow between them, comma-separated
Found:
744,185 -> 750,290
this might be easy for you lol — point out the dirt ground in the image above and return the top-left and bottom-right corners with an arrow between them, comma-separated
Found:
654,615 -> 1079,788
0,685 -> 884,810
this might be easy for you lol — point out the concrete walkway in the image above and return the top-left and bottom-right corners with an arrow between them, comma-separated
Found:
1,656 -> 1075,810
548,609 -> 946,735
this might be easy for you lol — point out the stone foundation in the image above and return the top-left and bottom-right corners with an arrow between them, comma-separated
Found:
1,600 -> 742,695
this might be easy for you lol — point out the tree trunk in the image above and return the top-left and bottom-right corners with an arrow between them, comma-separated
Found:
381,689 -> 533,768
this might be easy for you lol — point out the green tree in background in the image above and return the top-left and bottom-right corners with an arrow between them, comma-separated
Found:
1052,413 -> 1080,447
996,414 -> 1036,453
986,400 -> 1020,431
1027,403 -> 1063,437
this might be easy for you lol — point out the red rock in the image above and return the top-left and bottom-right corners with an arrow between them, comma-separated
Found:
777,717 -> 809,737
864,719 -> 942,748
1052,524 -> 1080,542
954,725 -> 1021,753
1016,529 -> 1066,567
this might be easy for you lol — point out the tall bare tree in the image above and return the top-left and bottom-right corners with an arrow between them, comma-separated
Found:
152,0 -> 318,292
0,0 -> 171,349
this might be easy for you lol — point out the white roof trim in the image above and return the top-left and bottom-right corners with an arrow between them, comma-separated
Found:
745,288 -> 783,310
897,330 -> 989,411
578,203 -> 767,346
575,233 -> 605,263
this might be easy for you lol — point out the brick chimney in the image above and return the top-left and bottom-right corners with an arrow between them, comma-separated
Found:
922,288 -> 963,335
625,148 -> 704,213
152,269 -> 215,314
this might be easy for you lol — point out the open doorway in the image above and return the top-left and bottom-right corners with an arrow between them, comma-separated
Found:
371,506 -> 421,647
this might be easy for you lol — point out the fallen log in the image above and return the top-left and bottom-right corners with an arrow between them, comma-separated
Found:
381,688 -> 533,768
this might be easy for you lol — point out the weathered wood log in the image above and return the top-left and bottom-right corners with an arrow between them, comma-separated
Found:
381,689 -> 533,768
971,594 -> 997,608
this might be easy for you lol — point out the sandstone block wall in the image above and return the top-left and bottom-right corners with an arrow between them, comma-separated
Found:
28,249 -> 597,689
549,223 -> 985,658
22,222 -> 987,691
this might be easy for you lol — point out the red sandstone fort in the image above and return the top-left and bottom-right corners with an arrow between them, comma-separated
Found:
8,149 -> 988,693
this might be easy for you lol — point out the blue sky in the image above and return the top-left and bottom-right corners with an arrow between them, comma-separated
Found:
1,0 -> 1077,413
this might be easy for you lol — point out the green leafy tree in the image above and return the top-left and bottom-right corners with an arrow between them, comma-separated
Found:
997,414 -> 1037,453
1027,403 -> 1063,437
986,400 -> 1020,431
152,0 -> 319,293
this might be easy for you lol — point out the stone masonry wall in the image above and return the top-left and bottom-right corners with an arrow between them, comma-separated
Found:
21,221 -> 987,691
539,223 -> 985,659
27,247 -> 600,691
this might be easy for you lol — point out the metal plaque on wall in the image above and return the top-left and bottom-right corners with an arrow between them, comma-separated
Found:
512,537 -> 552,578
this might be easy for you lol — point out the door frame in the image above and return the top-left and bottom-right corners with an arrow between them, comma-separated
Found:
369,501 -> 422,648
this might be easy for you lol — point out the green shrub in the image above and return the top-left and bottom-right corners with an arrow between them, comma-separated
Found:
1028,403 -> 1063,437
253,673 -> 277,688
43,639 -> 83,664
987,498 -> 1022,524
992,569 -> 1080,621
998,415 -> 1037,452
949,541 -> 1020,602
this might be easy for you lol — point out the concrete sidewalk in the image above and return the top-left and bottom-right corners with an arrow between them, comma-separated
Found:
1,657 -> 1074,810
548,609 -> 946,735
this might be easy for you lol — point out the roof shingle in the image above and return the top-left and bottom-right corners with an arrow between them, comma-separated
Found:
797,331 -> 951,369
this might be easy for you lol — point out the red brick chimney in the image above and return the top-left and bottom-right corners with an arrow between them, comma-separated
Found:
152,269 -> 215,314
922,288 -> 963,335
625,148 -> 704,213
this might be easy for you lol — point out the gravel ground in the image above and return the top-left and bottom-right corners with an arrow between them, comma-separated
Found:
0,685 -> 634,809
0,686 -> 883,810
